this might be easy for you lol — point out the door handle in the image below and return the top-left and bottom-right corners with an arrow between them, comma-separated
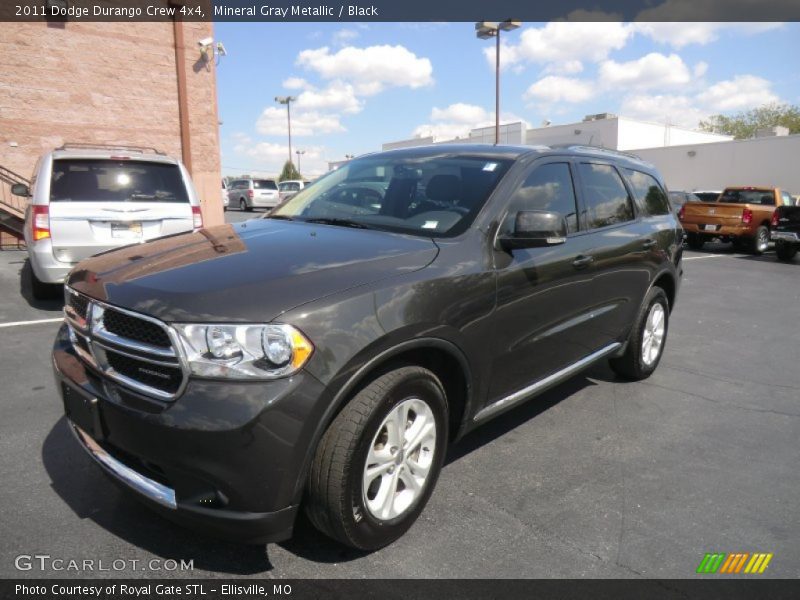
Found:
572,255 -> 594,269
642,238 -> 657,249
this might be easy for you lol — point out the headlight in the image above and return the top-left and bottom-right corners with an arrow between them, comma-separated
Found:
172,323 -> 313,379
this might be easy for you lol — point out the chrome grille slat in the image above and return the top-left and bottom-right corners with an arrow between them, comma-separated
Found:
64,286 -> 188,401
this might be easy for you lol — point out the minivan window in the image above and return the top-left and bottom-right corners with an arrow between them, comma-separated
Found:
503,162 -> 578,234
578,163 -> 635,229
626,169 -> 671,216
273,154 -> 513,238
50,159 -> 188,203
254,180 -> 278,190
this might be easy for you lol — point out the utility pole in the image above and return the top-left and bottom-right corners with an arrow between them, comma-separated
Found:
275,96 -> 296,164
475,20 -> 521,145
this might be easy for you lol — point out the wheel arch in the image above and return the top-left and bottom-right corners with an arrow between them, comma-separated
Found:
651,270 -> 676,313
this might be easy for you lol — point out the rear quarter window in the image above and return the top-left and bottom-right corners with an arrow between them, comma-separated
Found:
625,169 -> 671,216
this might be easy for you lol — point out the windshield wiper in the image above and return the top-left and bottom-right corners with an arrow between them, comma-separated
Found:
303,217 -> 372,229
264,214 -> 294,220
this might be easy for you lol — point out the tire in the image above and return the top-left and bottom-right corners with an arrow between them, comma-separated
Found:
609,286 -> 669,381
686,233 -> 705,250
29,263 -> 60,301
751,225 -> 770,256
239,198 -> 249,212
305,366 -> 448,550
775,241 -> 798,262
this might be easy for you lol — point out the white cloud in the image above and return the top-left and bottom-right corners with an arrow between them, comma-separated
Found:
485,21 -> 632,71
619,94 -> 707,129
282,77 -> 313,90
524,76 -> 594,104
232,134 -> 329,177
697,75 -> 781,112
599,53 -> 691,90
256,107 -> 346,137
693,61 -> 709,78
412,103 -> 528,141
295,81 -> 362,114
430,103 -> 490,125
332,28 -> 359,46
633,22 -> 783,48
297,44 -> 434,95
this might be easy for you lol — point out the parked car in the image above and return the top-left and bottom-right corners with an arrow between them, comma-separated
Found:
667,190 -> 701,211
278,179 -> 308,203
54,144 -> 682,550
13,144 -> 202,300
771,204 -> 800,262
692,190 -> 722,203
221,179 -> 229,211
678,187 -> 795,254
226,178 -> 279,211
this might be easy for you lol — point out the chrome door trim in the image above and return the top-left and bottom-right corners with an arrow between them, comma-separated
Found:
474,342 -> 622,422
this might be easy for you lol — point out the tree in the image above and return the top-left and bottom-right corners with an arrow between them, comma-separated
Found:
699,103 -> 800,139
279,161 -> 301,182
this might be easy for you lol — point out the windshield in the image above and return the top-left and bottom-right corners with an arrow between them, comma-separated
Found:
50,159 -> 188,203
254,180 -> 278,190
719,189 -> 774,205
271,154 -> 513,237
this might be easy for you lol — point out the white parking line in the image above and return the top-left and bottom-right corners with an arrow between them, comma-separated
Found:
0,317 -> 63,329
683,254 -> 727,261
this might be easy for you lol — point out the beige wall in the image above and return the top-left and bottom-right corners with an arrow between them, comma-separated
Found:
0,20 -> 222,226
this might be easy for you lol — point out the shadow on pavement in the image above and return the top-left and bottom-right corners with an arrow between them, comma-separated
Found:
19,259 -> 63,312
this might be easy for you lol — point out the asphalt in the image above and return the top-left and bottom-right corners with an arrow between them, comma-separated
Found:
0,231 -> 798,579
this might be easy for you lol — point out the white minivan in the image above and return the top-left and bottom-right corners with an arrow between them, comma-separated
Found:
13,144 -> 203,299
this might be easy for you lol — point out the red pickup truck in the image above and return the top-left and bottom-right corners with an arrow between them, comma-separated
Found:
678,187 -> 796,255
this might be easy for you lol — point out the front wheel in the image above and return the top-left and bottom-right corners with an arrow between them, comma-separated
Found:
305,366 -> 448,550
775,241 -> 798,262
610,287 -> 669,381
752,226 -> 770,255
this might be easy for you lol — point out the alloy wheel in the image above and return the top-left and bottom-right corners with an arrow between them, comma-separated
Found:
641,302 -> 666,366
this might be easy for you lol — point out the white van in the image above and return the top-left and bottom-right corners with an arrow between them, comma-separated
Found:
13,144 -> 202,299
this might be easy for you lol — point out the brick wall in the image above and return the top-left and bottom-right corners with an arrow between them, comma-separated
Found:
0,20 -> 223,231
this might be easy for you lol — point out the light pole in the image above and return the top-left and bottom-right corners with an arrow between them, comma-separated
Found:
295,149 -> 306,172
475,20 -> 521,144
274,96 -> 296,164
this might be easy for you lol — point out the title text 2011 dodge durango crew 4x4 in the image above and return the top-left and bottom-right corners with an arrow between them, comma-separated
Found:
53,145 -> 683,550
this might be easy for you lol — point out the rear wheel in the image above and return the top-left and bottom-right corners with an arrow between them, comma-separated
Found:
239,198 -> 250,212
775,241 -> 798,262
305,366 -> 447,550
752,226 -> 770,255
610,287 -> 669,381
686,233 -> 705,250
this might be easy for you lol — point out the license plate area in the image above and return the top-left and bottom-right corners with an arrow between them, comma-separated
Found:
62,383 -> 104,439
111,221 -> 142,239
703,224 -> 719,232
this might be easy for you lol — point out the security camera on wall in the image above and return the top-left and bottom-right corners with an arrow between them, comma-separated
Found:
198,37 -> 214,48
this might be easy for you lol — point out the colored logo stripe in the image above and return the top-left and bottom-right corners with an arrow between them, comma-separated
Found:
697,553 -> 773,574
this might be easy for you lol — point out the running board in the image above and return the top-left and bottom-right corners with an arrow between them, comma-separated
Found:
474,342 -> 622,423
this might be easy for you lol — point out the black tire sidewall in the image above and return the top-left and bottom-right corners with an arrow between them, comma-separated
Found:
776,241 -> 797,262
344,371 -> 448,549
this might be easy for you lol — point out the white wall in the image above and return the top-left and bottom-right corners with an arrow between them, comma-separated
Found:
526,119 -> 618,149
617,117 -> 731,150
634,134 -> 800,193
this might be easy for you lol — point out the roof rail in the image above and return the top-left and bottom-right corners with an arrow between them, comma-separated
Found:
56,143 -> 165,155
551,144 -> 643,161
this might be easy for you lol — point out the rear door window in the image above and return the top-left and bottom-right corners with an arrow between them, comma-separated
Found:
625,169 -> 671,216
577,163 -> 635,229
50,159 -> 188,203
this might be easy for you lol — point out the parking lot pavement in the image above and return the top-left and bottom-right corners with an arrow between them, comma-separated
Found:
0,242 -> 798,579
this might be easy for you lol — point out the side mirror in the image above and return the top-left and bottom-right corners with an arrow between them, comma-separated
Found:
499,210 -> 568,250
11,183 -> 30,197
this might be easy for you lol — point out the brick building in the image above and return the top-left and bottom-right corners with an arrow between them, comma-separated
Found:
0,19 -> 223,246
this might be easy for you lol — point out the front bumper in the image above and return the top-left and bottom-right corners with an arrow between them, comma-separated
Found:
52,323 -> 328,544
772,231 -> 800,242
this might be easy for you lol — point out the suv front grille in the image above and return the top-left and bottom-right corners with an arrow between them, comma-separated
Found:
103,308 -> 172,348
64,287 -> 186,401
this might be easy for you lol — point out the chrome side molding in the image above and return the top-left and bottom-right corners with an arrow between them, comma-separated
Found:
474,342 -> 622,422
71,424 -> 177,510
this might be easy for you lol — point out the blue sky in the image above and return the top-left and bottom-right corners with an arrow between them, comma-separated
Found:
215,22 -> 800,177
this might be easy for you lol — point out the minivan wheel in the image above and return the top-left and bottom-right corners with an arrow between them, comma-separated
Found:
775,241 -> 798,262
239,198 -> 249,212
305,366 -> 448,550
752,226 -> 769,255
609,287 -> 669,381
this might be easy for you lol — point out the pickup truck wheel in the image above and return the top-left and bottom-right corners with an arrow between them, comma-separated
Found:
305,366 -> 448,550
752,226 -> 770,255
686,234 -> 704,250
609,287 -> 669,381
775,241 -> 798,262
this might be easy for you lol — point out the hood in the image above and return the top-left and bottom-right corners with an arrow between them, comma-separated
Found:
67,219 -> 438,322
